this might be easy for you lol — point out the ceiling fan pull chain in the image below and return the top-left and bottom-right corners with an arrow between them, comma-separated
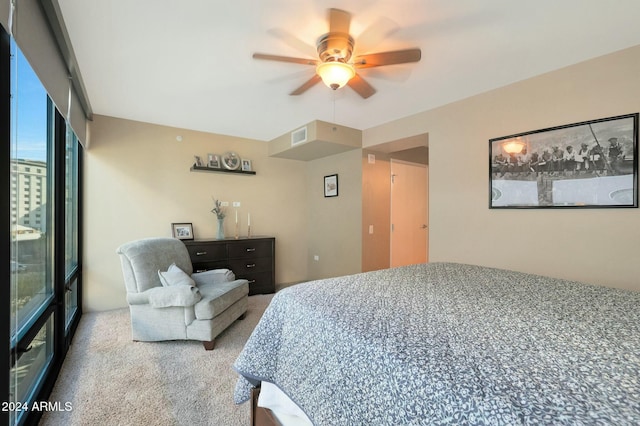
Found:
332,91 -> 336,123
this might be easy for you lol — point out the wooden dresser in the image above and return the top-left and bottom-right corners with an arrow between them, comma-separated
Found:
183,237 -> 275,295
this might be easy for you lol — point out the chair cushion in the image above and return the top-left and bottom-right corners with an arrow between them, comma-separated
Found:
194,279 -> 249,320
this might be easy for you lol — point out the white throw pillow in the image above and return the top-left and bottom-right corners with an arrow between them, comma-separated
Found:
158,263 -> 195,287
147,285 -> 201,308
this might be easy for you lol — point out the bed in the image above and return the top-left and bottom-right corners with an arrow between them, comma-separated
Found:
233,262 -> 640,425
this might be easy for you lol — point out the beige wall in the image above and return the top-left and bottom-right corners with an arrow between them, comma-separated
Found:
306,149 -> 363,280
84,116 -> 309,311
364,45 -> 640,291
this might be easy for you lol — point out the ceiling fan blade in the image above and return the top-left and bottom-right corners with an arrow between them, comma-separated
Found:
267,28 -> 317,58
328,8 -> 351,35
353,48 -> 422,69
355,17 -> 399,55
253,53 -> 317,66
348,74 -> 376,99
290,74 -> 322,96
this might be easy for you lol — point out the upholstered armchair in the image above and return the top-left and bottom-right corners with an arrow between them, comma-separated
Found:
116,237 -> 249,350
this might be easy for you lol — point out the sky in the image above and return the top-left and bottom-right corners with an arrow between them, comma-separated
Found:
12,39 -> 48,163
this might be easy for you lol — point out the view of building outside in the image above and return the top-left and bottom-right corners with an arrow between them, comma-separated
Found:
11,159 -> 47,233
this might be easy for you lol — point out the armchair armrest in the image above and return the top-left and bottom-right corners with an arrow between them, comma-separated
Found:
127,285 -> 202,308
191,269 -> 236,286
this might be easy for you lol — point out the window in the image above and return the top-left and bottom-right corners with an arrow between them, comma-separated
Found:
4,33 -> 83,426
9,40 -> 54,426
64,125 -> 80,329
10,41 -> 52,338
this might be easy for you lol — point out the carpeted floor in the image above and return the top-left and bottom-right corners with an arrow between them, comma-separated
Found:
39,294 -> 274,426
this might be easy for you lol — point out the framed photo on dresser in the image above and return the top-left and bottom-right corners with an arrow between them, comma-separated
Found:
171,223 -> 194,240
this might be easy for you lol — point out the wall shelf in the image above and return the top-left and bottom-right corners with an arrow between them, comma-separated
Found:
190,165 -> 256,175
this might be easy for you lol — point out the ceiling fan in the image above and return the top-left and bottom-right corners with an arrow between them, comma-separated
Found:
252,8 -> 421,99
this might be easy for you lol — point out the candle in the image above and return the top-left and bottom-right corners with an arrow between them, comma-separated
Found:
248,213 -> 251,226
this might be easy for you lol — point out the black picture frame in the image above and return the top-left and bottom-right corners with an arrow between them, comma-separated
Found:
489,113 -> 638,208
171,222 -> 194,240
324,174 -> 338,197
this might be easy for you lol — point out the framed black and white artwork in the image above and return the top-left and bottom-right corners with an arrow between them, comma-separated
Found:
489,113 -> 638,208
324,174 -> 338,197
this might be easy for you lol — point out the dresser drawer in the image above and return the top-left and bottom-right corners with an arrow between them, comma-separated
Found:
228,256 -> 272,275
185,243 -> 227,263
228,240 -> 273,259
239,270 -> 274,295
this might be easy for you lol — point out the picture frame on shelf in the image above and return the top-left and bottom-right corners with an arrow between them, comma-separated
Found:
489,113 -> 638,208
171,222 -> 194,240
222,151 -> 241,170
208,154 -> 221,169
241,159 -> 252,171
324,174 -> 338,197
193,155 -> 203,167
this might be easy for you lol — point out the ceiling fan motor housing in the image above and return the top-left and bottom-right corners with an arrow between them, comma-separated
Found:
317,32 -> 355,63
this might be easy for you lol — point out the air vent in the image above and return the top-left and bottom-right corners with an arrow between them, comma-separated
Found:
291,126 -> 308,146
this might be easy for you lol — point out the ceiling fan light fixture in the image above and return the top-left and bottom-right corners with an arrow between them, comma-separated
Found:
316,61 -> 355,90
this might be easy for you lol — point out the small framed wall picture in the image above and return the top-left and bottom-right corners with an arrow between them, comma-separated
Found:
194,155 -> 203,167
171,222 -> 194,240
241,159 -> 252,171
324,174 -> 338,197
208,153 -> 221,169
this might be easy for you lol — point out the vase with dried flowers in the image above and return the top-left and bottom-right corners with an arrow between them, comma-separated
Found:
211,197 -> 226,240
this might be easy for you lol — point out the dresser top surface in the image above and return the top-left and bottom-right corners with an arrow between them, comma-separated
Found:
183,236 -> 274,244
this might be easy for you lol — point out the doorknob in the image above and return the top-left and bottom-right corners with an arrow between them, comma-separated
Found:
421,224 -> 428,229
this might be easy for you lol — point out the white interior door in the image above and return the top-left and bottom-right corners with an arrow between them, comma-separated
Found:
390,159 -> 428,267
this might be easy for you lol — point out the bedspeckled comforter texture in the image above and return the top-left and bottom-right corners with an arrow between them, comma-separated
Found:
233,262 -> 640,425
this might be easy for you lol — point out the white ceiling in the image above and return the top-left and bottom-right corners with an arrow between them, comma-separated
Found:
58,0 -> 640,142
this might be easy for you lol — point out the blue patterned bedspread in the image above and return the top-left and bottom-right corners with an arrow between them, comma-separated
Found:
233,262 -> 640,425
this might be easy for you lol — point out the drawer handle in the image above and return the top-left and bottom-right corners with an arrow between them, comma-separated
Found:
196,251 -> 207,256
246,248 -> 256,252
248,279 -> 256,284
246,263 -> 256,268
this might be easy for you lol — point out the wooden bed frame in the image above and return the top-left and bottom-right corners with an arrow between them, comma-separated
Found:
251,387 -> 281,426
